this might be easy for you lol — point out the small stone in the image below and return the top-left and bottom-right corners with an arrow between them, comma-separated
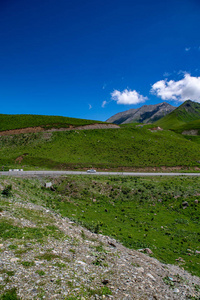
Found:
136,267 -> 144,273
194,199 -> 198,204
0,244 -> 3,247
0,277 -> 3,281
195,250 -> 200,254
174,288 -> 179,293
108,241 -> 116,247
102,279 -> 109,285
45,182 -> 52,188
10,258 -> 20,262
35,260 -> 44,265
144,248 -> 153,254
147,273 -> 156,281
77,261 -> 86,265
182,201 -> 189,208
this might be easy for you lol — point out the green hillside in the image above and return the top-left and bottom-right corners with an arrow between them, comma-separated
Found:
0,124 -> 200,170
155,100 -> 200,130
1,175 -> 200,278
172,119 -> 200,135
0,114 -> 103,131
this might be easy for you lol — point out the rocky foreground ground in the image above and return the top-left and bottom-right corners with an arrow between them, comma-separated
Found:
0,193 -> 200,299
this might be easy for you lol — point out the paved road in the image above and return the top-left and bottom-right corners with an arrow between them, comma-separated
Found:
0,171 -> 200,177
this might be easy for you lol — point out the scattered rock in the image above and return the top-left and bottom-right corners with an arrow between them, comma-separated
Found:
102,279 -> 109,285
176,257 -> 185,262
182,130 -> 198,136
182,201 -> 189,208
10,258 -> 20,262
146,273 -> 156,281
144,248 -> 153,255
1,193 -> 200,300
44,182 -> 52,188
77,260 -> 87,265
108,241 -> 116,248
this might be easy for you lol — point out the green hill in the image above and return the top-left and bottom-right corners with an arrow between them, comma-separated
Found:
0,124 -> 200,170
171,119 -> 200,134
0,114 -> 103,131
154,100 -> 200,130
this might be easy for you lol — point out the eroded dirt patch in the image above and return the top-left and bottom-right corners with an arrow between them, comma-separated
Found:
0,124 -> 119,136
182,129 -> 199,136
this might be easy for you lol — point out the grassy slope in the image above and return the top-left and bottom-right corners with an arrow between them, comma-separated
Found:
172,119 -> 200,135
155,100 -> 200,130
53,175 -> 200,277
1,175 -> 199,277
0,114 -> 103,131
1,125 -> 200,169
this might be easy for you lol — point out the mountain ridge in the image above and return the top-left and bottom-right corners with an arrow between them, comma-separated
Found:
155,100 -> 200,129
106,102 -> 176,124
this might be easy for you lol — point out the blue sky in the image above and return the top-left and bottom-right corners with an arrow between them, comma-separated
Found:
0,0 -> 200,121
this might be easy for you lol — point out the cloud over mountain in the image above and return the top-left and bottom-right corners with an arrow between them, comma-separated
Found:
111,89 -> 148,105
151,73 -> 200,103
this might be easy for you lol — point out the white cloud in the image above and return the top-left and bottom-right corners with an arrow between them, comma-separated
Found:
151,73 -> 200,102
111,89 -> 148,105
102,100 -> 107,108
88,104 -> 92,109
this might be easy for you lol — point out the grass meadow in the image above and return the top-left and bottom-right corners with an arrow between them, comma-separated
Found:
0,114 -> 103,131
1,175 -> 199,277
0,124 -> 200,170
49,175 -> 200,277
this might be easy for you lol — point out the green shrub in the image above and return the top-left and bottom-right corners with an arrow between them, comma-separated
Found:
0,288 -> 20,300
2,185 -> 12,197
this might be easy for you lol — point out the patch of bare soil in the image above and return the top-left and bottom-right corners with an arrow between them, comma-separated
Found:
15,153 -> 29,164
182,130 -> 199,136
148,126 -> 163,132
0,124 -> 119,136
0,127 -> 44,136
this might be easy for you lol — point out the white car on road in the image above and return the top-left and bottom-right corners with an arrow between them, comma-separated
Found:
87,169 -> 96,173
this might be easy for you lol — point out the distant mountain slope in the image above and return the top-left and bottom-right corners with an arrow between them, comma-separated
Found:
0,114 -> 104,132
106,102 -> 175,124
170,119 -> 200,135
155,100 -> 200,129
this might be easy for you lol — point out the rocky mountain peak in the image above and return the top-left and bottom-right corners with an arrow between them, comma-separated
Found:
106,102 -> 176,124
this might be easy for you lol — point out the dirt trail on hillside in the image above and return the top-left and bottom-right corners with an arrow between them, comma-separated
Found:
0,123 -> 119,136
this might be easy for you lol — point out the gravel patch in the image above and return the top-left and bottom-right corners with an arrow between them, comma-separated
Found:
0,198 -> 200,299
